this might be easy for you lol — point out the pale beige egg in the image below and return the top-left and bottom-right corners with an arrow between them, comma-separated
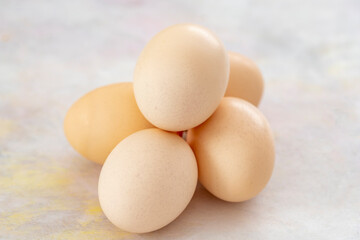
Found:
134,24 -> 229,131
225,51 -> 264,106
187,97 -> 275,202
64,82 -> 153,165
98,128 -> 198,233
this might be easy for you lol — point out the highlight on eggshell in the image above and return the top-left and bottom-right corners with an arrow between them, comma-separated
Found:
187,97 -> 275,202
63,82 -> 153,164
225,51 -> 264,106
133,23 -> 230,131
98,128 -> 198,233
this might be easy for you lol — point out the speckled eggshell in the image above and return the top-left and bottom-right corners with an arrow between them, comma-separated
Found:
225,51 -> 264,106
64,82 -> 153,165
134,24 -> 229,131
187,97 -> 275,202
98,128 -> 198,233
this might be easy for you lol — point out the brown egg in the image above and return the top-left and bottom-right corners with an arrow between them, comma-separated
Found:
225,51 -> 264,106
98,128 -> 198,233
187,97 -> 275,202
64,82 -> 153,164
134,24 -> 229,131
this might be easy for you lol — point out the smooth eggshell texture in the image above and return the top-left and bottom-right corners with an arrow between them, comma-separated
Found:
187,97 -> 275,202
225,51 -> 264,106
98,128 -> 198,233
64,82 -> 153,164
134,24 -> 229,131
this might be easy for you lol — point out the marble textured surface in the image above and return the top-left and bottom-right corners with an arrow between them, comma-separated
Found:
1,0 -> 359,239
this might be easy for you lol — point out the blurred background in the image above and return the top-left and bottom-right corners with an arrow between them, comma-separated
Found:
0,0 -> 359,239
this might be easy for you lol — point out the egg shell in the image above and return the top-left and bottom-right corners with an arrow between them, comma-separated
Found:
134,24 -> 229,131
225,51 -> 264,106
187,97 -> 275,202
98,128 -> 198,233
63,82 -> 153,164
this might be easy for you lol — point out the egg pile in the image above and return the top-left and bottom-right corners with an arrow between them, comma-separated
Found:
64,24 -> 274,234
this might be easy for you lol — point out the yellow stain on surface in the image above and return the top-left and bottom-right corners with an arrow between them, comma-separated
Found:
0,165 -> 71,191
86,205 -> 102,214
85,200 -> 102,215
49,230 -> 132,240
77,199 -> 104,227
0,118 -> 16,139
0,152 -> 130,239
0,33 -> 11,42
0,210 -> 41,233
7,212 -> 36,226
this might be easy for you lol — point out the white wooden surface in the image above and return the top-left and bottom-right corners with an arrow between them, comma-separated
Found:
0,0 -> 359,239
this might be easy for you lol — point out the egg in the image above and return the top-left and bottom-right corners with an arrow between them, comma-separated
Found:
98,128 -> 198,233
64,82 -> 153,164
225,51 -> 264,106
134,24 -> 229,131
187,97 -> 275,202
